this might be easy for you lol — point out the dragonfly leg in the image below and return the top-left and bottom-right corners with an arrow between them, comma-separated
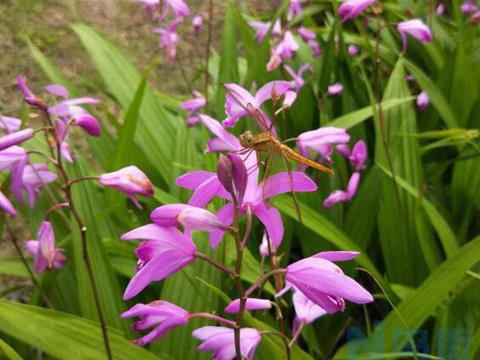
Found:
281,152 -> 303,223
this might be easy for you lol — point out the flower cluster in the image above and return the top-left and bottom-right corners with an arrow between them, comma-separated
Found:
119,75 -> 374,358
131,0 -> 201,62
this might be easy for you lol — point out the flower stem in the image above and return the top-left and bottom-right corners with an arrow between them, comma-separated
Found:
231,194 -> 245,360
190,312 -> 236,327
69,176 -> 100,186
194,251 -> 236,276
260,331 -> 291,359
245,269 -> 286,298
41,109 -> 113,360
288,322 -> 304,348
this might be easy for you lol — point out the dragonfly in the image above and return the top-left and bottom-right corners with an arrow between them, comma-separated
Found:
227,86 -> 333,223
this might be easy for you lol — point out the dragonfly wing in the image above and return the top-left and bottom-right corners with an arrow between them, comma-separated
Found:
280,151 -> 303,223
262,150 -> 276,206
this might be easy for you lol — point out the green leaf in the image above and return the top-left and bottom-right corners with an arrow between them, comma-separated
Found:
71,23 -> 178,184
0,258 -> 29,278
327,97 -> 415,129
0,299 -> 159,360
335,234 -> 480,357
0,337 -> 22,360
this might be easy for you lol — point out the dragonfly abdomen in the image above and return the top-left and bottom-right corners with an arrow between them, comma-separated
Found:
280,145 -> 333,175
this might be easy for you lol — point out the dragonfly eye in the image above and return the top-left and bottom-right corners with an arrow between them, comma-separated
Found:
240,131 -> 253,147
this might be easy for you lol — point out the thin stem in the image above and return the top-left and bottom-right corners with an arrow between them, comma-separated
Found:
190,312 -> 236,327
260,331 -> 291,360
240,206 -> 253,248
230,194 -> 245,360
4,218 -> 53,308
288,322 -> 304,348
195,251 -> 236,276
204,0 -> 214,105
46,202 -> 71,218
41,109 -> 113,360
245,269 -> 286,298
175,52 -> 193,94
69,176 -> 100,186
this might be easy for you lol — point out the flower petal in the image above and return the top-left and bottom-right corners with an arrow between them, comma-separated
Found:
252,203 -> 284,249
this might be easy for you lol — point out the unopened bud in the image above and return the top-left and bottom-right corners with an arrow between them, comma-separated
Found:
228,153 -> 247,203
217,154 -> 234,193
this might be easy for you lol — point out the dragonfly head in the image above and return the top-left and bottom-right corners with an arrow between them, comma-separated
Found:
239,131 -> 254,148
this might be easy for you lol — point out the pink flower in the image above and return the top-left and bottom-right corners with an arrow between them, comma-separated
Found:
259,232 -> 276,256
461,1 -> 478,14
131,0 -> 160,13
17,76 -> 46,110
323,171 -> 360,208
292,289 -> 327,325
222,81 -> 291,129
338,0 -> 375,22
0,116 -> 21,133
0,191 -> 16,216
217,153 -> 248,202
150,204 -> 228,232
249,20 -> 281,43
397,19 -> 432,52
327,82 -> 344,96
348,44 -> 359,56
267,31 -> 299,71
46,84 -> 101,137
297,126 -> 351,163
154,19 -> 181,63
0,146 -> 27,174
285,251 -> 373,312
308,39 -> 322,57
99,166 -> 154,208
297,27 -> 316,42
25,221 -> 65,273
284,64 -> 311,91
417,91 -> 430,111
224,298 -> 272,313
180,91 -> 206,126
288,0 -> 305,21
349,140 -> 367,170
162,0 -> 190,20
193,326 -> 262,360
121,300 -> 190,345
12,163 -> 57,208
0,129 -> 33,151
192,14 -> 203,34
436,2 -> 445,16
121,224 -> 197,299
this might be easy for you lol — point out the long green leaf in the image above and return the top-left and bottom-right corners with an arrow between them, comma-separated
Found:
0,337 -> 22,360
0,299 -> 159,360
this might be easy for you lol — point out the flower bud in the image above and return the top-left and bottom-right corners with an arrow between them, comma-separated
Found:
0,191 -> 16,216
177,207 -> 228,232
327,83 -> 343,96
217,154 -> 234,193
0,128 -> 33,151
16,76 -> 47,110
417,91 -> 430,111
228,153 -> 247,203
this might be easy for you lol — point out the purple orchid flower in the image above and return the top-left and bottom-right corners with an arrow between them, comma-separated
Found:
292,289 -> 327,327
0,191 -> 16,216
160,0 -> 190,20
0,116 -> 21,134
284,251 -> 373,313
397,19 -> 432,52
417,91 -> 430,111
99,166 -> 154,208
267,30 -> 299,72
12,163 -> 57,208
25,221 -> 65,273
461,0 -> 479,14
259,232 -> 276,256
222,81 -> 291,129
297,27 -> 315,42
348,44 -> 359,56
17,76 -> 47,110
297,126 -> 351,163
0,128 -> 33,151
249,20 -> 281,44
436,2 -> 445,16
131,0 -> 160,13
180,91 -> 206,126
338,0 -> 375,22
349,140 -> 367,171
0,146 -> 27,172
177,163 -> 317,249
224,298 -> 272,313
154,19 -> 181,63
150,204 -> 229,232
192,14 -> 203,35
288,0 -> 305,21
327,82 -> 344,96
121,300 -> 190,345
46,84 -> 101,137
308,39 -> 322,57
323,171 -> 360,208
284,64 -> 311,92
193,326 -> 262,360
121,224 -> 197,299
